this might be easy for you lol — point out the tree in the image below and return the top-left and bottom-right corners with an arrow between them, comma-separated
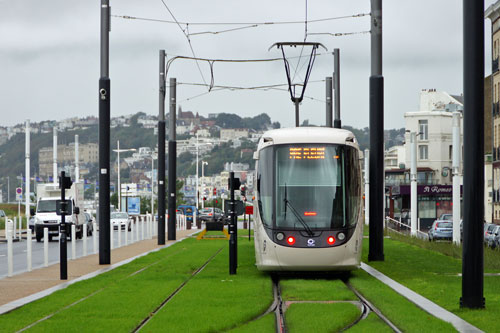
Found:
110,192 -> 118,209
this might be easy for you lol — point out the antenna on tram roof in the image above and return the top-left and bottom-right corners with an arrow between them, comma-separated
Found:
269,42 -> 327,127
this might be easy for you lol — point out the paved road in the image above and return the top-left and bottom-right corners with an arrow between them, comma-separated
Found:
0,229 -> 144,278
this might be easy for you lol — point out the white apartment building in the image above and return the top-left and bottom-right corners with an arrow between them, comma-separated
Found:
384,145 -> 405,170
404,89 -> 464,186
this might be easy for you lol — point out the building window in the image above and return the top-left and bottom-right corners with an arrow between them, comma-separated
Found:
449,145 -> 452,161
419,145 -> 428,160
418,120 -> 428,140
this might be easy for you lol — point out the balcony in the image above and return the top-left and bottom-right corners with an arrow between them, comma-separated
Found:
494,58 -> 499,73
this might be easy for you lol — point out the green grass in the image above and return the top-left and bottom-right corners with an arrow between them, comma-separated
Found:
345,312 -> 392,332
0,239 -> 224,332
229,313 -> 275,332
349,269 -> 456,332
388,230 -> 500,271
363,236 -> 500,331
286,303 -> 360,333
141,240 -> 273,332
280,278 -> 357,301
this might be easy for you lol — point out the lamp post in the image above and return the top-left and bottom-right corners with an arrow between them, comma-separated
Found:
112,140 -> 135,211
201,161 -> 208,209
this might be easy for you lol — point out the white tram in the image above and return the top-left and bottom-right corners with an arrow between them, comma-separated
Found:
253,127 -> 363,271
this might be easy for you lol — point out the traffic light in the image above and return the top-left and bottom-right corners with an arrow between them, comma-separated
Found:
215,199 -> 218,204
213,188 -> 217,196
203,197 -> 206,201
240,186 -> 246,197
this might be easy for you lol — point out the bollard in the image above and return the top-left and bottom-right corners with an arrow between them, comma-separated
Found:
141,217 -> 145,240
111,224 -> 114,250
125,222 -> 128,246
44,227 -> 49,267
13,217 -> 17,242
19,216 -> 22,240
71,224 -> 76,260
27,229 -> 32,272
93,222 -> 98,254
7,219 -> 13,277
83,224 -> 87,257
118,223 -> 122,248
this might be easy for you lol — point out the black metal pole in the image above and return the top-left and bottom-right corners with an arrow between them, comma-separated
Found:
229,172 -> 237,274
167,78 -> 177,241
368,0 -> 384,262
326,77 -> 333,127
59,171 -> 67,280
98,0 -> 111,265
158,122 -> 166,244
461,0 -> 484,309
333,48 -> 341,129
295,100 -> 300,127
158,50 -> 166,245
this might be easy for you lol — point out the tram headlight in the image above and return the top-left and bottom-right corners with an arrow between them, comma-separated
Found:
276,232 -> 285,241
327,236 -> 336,245
286,236 -> 296,245
337,232 -> 346,241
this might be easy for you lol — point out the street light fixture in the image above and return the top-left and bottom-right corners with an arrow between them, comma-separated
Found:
149,152 -> 157,216
112,140 -> 136,211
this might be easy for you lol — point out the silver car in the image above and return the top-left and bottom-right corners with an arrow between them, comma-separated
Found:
110,212 -> 131,231
486,225 -> 500,248
428,220 -> 453,241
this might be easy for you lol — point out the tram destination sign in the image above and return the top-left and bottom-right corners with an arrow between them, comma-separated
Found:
289,147 -> 327,160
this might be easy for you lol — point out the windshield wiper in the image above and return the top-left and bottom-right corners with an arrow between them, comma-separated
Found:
283,184 -> 314,237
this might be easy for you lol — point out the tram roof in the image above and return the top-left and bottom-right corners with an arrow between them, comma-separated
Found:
257,126 -> 359,150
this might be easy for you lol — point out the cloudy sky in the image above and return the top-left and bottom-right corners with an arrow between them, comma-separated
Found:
0,0 -> 496,129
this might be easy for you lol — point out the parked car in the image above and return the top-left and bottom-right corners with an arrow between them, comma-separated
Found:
486,225 -> 500,248
484,224 -> 497,245
438,213 -> 453,221
84,212 -> 94,236
0,210 -> 5,218
198,208 -> 224,222
428,220 -> 453,241
110,212 -> 131,231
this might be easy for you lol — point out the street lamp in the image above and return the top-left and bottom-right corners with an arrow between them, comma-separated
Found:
112,140 -> 136,211
201,161 -> 208,209
195,133 -> 213,210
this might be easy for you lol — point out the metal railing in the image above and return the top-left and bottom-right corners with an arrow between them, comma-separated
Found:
385,216 -> 428,240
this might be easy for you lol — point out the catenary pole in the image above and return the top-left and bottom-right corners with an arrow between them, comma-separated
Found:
168,78 -> 177,241
326,77 -> 333,127
368,0 -> 384,261
158,50 -> 166,245
333,48 -> 341,129
461,0 -> 484,309
98,0 -> 111,265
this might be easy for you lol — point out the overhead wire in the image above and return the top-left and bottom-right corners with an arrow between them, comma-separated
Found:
158,0 -> 208,87
111,12 -> 370,27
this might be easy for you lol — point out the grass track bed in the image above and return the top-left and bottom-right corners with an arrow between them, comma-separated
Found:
348,269 -> 455,332
345,312 -> 392,332
141,240 -> 273,332
286,303 -> 360,333
362,236 -> 500,331
229,313 -> 275,332
0,239 -> 223,332
280,278 -> 357,301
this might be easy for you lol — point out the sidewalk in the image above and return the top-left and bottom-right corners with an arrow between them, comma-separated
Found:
0,229 -> 195,312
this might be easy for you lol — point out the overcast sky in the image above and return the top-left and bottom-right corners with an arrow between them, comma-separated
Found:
0,0 -> 496,129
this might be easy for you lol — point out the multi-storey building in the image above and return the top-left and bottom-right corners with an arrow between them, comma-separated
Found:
487,3 -> 500,222
38,143 -> 98,178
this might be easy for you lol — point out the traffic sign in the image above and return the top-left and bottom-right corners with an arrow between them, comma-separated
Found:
15,187 -> 22,201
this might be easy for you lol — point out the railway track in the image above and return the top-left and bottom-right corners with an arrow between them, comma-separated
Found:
132,247 -> 223,332
270,274 -> 401,333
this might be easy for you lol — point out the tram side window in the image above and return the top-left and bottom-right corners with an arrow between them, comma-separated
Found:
257,147 -> 273,226
345,147 -> 361,227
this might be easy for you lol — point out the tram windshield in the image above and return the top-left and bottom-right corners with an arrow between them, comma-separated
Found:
257,144 -> 360,231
